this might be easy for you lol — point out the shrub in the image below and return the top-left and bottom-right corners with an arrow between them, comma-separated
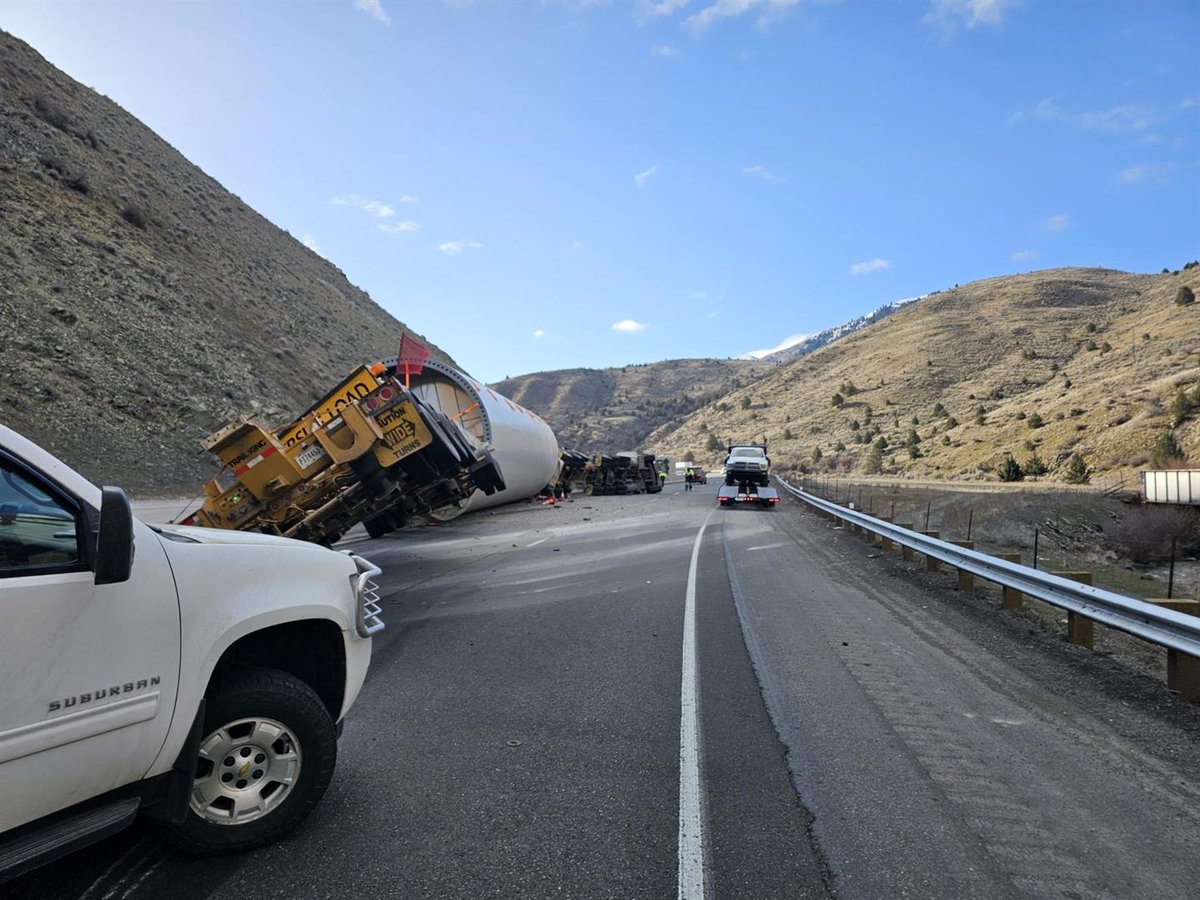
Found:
1085,339 -> 1098,351
833,441 -> 845,452
1016,411 -> 1026,420
946,416 -> 958,428
1177,286 -> 1196,306
1027,412 -> 1044,429
33,94 -> 72,132
932,402 -> 946,417
120,204 -> 149,229
998,455 -> 1024,482
1118,506 -> 1200,564
705,434 -> 722,451
1024,451 -> 1048,476
1150,431 -> 1186,468
812,446 -> 823,463
782,427 -> 794,440
1064,453 -> 1090,484
975,412 -> 986,426
1185,260 -> 1199,270
740,396 -> 752,410
831,393 -> 845,408
1170,391 -> 1196,426
863,445 -> 883,475
1085,322 -> 1098,333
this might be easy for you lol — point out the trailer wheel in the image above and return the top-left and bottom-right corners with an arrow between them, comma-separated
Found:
166,668 -> 336,857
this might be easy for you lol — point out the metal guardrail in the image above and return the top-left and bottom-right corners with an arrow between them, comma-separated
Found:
775,477 -> 1200,660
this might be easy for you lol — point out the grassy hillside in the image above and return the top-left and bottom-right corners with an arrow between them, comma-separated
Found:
0,33 -> 450,492
492,359 -> 773,453
648,267 -> 1200,483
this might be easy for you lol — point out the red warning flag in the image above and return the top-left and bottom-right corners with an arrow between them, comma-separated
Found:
398,333 -> 431,386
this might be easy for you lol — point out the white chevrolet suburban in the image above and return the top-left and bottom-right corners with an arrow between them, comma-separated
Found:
0,424 -> 382,880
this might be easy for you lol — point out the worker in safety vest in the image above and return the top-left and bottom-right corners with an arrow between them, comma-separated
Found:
685,467 -> 694,491
658,469 -> 667,486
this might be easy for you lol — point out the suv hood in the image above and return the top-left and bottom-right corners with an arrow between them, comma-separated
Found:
154,524 -> 323,549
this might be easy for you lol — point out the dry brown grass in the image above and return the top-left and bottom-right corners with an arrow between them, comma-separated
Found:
650,268 -> 1200,483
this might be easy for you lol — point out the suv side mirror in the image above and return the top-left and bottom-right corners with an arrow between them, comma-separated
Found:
95,486 -> 134,585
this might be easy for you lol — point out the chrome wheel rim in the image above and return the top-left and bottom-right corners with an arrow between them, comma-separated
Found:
189,716 -> 302,825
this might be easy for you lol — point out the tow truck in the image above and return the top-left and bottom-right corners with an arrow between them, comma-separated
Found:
717,443 -> 779,509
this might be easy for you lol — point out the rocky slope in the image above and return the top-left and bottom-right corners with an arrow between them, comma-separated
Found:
491,358 -> 772,453
0,33 -> 449,493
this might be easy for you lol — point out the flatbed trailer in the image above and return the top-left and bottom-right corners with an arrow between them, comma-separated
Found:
717,482 -> 779,508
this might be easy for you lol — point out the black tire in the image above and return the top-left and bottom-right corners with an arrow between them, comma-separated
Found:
725,474 -> 735,486
363,513 -> 391,539
165,667 -> 337,857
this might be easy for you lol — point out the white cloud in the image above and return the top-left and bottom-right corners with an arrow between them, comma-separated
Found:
1118,162 -> 1175,183
573,240 -> 585,248
923,0 -> 1018,38
638,0 -> 691,19
634,165 -> 658,187
439,240 -> 483,255
1012,249 -> 1039,261
684,0 -> 800,31
533,329 -> 547,339
1040,214 -> 1069,233
331,194 -> 396,217
355,0 -> 391,26
741,332 -> 810,360
377,221 -> 423,233
1024,97 -> 1158,134
1073,105 -> 1157,133
612,319 -> 648,333
849,258 -> 892,276
1182,97 -> 1196,111
742,163 -> 781,181
397,194 -> 420,204
300,234 -> 321,255
653,44 -> 681,58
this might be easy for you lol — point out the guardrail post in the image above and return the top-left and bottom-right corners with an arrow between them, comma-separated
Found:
999,552 -> 1023,608
1146,599 -> 1200,617
949,540 -> 975,590
921,531 -> 940,571
1053,572 -> 1095,648
877,517 -> 893,551
898,524 -> 915,561
1167,650 -> 1200,702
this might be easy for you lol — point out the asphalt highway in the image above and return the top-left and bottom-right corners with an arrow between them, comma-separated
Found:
7,483 -> 1199,898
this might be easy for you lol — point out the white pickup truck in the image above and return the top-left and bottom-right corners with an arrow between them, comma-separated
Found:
0,424 -> 382,880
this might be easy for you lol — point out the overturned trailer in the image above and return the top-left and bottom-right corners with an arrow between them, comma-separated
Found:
585,452 -> 663,495
374,357 -> 561,520
183,365 -> 505,544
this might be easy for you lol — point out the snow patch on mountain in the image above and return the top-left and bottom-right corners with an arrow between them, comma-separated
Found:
740,296 -> 924,363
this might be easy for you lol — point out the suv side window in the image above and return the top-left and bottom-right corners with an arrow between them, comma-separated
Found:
0,461 -> 84,576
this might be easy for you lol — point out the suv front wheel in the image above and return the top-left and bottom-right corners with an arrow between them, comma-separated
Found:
166,667 -> 337,856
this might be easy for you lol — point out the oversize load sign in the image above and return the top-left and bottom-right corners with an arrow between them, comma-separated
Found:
376,400 -> 432,459
278,368 -> 378,447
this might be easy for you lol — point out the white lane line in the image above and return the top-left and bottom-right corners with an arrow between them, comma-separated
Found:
678,511 -> 715,900
527,537 -> 548,547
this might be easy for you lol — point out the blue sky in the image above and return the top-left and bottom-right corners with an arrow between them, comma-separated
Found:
3,0 -> 1197,382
